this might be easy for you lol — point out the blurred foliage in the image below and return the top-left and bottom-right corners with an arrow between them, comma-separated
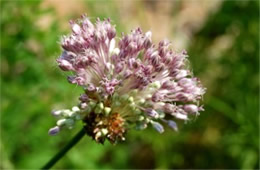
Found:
1,0 -> 259,169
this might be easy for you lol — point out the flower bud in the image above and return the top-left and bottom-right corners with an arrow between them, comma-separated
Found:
183,104 -> 199,114
167,120 -> 178,131
136,122 -> 147,130
57,59 -> 74,71
145,108 -> 159,119
51,110 -> 62,117
107,26 -> 116,40
95,131 -> 102,140
143,31 -> 152,49
152,92 -> 164,102
48,126 -> 60,136
87,84 -> 97,92
175,70 -> 188,79
57,119 -> 66,126
151,121 -> 164,133
127,96 -> 134,103
175,113 -> 188,120
163,103 -> 176,113
138,98 -> 145,104
97,102 -> 104,110
101,128 -> 108,135
72,106 -> 80,112
62,109 -> 72,117
79,94 -> 89,102
104,107 -> 111,115
71,23 -> 81,34
115,62 -> 124,73
94,107 -> 102,114
178,78 -> 194,88
68,76 -> 85,86
79,102 -> 88,109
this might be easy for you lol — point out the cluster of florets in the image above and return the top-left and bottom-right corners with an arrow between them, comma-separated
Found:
48,15 -> 206,144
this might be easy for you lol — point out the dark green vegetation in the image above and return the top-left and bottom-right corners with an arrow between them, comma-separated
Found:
1,1 -> 259,169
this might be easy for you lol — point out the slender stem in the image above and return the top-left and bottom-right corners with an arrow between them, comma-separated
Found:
42,128 -> 86,169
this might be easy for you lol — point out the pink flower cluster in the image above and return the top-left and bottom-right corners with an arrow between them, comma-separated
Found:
49,15 -> 206,144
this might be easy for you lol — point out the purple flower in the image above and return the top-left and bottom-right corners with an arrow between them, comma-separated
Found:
49,15 -> 206,144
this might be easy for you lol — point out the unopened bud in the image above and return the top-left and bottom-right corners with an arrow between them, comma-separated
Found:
57,59 -> 74,71
183,104 -> 199,114
97,102 -> 104,110
89,101 -> 96,108
104,107 -> 111,115
51,110 -> 62,117
101,128 -> 108,135
72,106 -> 80,112
63,110 -> 72,117
48,126 -> 60,136
127,96 -> 134,103
167,120 -> 178,131
71,23 -> 81,34
95,131 -> 102,140
94,107 -> 102,114
57,119 -> 66,126
151,121 -> 164,133
145,108 -> 159,119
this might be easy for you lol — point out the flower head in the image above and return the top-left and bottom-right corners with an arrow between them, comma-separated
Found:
49,15 -> 206,144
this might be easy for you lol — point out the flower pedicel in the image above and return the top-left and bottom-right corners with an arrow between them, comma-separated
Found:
49,15 -> 206,144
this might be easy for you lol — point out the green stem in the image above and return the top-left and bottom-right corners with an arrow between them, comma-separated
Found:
42,128 -> 86,169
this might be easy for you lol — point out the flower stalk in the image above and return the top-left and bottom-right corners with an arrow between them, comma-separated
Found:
42,128 -> 86,169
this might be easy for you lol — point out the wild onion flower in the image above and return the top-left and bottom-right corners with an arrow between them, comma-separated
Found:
49,15 -> 206,144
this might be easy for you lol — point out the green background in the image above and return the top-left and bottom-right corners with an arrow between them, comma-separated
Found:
1,0 -> 259,169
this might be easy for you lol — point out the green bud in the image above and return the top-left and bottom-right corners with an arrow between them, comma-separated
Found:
155,82 -> 161,88
101,128 -> 108,135
95,131 -> 102,139
89,101 -> 96,108
138,98 -> 145,104
148,87 -> 154,91
127,96 -> 134,103
97,102 -> 104,109
145,94 -> 152,98
138,116 -> 145,121
158,111 -> 165,118
62,109 -> 71,117
129,102 -> 136,110
104,107 -> 111,115
72,106 -> 80,112
94,107 -> 102,114
134,108 -> 142,115
97,121 -> 103,126
150,81 -> 161,88
121,94 -> 129,101
57,119 -> 66,126
145,118 -> 151,123
157,102 -> 165,107
68,111 -> 76,117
